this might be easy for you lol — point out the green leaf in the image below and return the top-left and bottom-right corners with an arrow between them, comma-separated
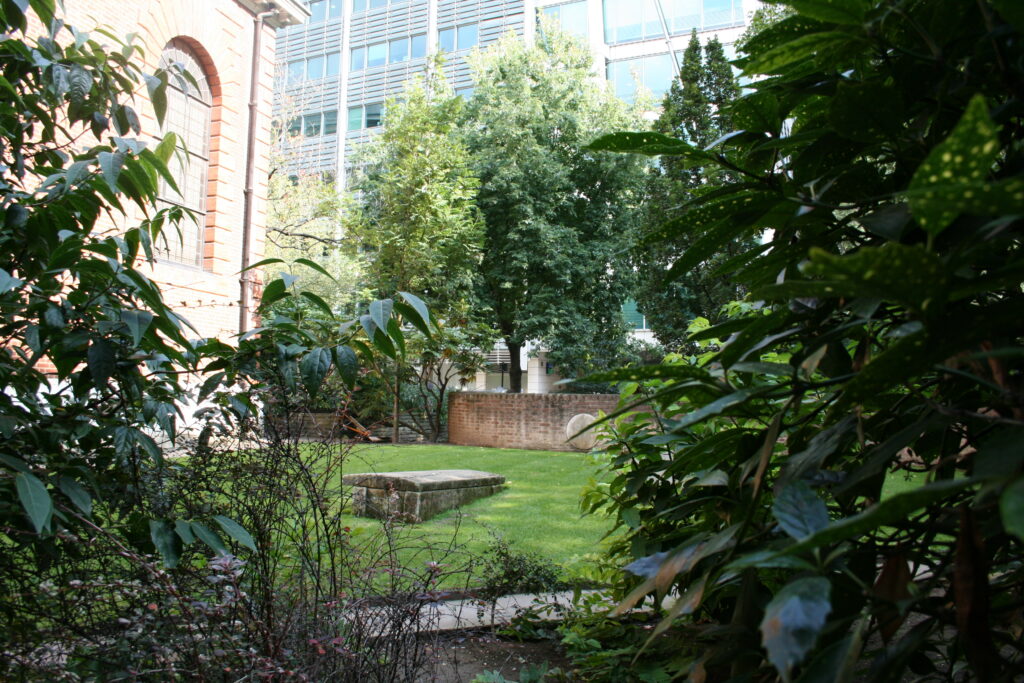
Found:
67,63 -> 92,104
588,131 -> 716,163
58,476 -> 92,516
909,95 -> 1000,235
259,278 -> 288,309
1000,477 -> 1024,542
242,256 -> 286,272
386,318 -> 406,356
761,577 -> 832,680
992,0 -> 1024,33
213,515 -> 257,551
334,345 -> 358,387
0,267 -> 24,294
120,309 -> 153,347
97,151 -> 125,193
369,298 -> 393,331
190,521 -> 228,555
87,337 -> 116,384
150,520 -> 182,568
299,290 -> 334,317
669,389 -> 758,433
582,363 -> 714,384
745,32 -> 861,75
175,519 -> 196,545
828,81 -> 903,142
294,257 -> 337,282
774,481 -> 830,540
780,479 -> 974,556
145,73 -> 168,127
16,473 -> 52,534
371,327 -> 397,360
299,347 -> 332,398
789,0 -> 868,25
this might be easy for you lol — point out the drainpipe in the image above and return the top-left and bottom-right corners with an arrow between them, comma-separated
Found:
239,5 -> 277,334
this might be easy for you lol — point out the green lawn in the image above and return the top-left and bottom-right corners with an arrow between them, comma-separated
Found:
341,444 -> 614,578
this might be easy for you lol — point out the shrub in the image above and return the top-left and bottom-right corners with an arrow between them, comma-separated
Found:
585,0 -> 1024,679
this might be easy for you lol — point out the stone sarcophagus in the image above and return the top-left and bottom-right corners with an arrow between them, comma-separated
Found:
342,469 -> 506,522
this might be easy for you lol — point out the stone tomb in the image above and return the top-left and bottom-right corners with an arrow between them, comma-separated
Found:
343,469 -> 506,522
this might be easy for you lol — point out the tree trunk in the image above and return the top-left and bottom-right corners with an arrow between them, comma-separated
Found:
507,341 -> 523,393
392,361 -> 401,444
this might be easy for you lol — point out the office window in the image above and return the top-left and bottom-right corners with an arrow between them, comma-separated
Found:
326,52 -> 340,76
541,1 -> 588,39
439,23 -> 478,52
347,106 -> 362,131
607,53 -> 675,103
306,54 -> 325,79
303,113 -> 322,137
367,42 -> 386,67
364,103 -> 382,128
455,86 -> 474,99
457,24 -> 478,50
309,0 -> 326,23
323,110 -> 338,135
370,0 -> 386,7
389,37 -> 409,63
347,103 -> 384,130
351,46 -> 365,70
156,41 -> 212,268
438,27 -> 455,52
287,117 -> 301,136
411,33 -> 427,58
287,60 -> 304,83
328,0 -> 342,17
604,0 -> 743,43
352,0 -> 366,10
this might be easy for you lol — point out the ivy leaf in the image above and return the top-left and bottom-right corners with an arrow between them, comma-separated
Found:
213,515 -> 257,551
909,95 -> 1000,235
774,481 -> 830,540
16,472 -> 52,534
761,577 -> 832,680
299,347 -> 331,398
150,519 -> 182,568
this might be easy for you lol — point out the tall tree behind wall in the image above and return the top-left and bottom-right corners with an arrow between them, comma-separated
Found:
635,31 -> 750,350
348,59 -> 483,323
462,23 -> 648,392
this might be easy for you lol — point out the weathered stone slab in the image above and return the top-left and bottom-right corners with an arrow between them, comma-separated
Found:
343,469 -> 506,522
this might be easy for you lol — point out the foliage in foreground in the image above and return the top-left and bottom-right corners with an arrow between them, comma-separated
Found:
585,0 -> 1024,680
0,4 -> 466,678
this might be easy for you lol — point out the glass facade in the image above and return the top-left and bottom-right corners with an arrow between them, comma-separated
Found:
439,23 -> 478,52
541,1 -> 588,39
603,0 -> 744,44
607,53 -> 676,102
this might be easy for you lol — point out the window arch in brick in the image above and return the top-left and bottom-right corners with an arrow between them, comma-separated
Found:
156,41 -> 214,267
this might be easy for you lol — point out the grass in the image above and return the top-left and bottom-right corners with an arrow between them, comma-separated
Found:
341,443 -> 614,579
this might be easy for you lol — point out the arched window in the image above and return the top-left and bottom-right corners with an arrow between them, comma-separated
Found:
156,41 -> 213,267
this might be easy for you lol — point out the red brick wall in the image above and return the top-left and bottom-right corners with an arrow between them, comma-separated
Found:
448,392 -> 621,452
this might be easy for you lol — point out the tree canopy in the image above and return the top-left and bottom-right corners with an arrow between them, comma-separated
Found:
461,25 -> 648,390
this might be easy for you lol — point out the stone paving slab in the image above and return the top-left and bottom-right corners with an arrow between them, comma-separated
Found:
343,469 -> 506,522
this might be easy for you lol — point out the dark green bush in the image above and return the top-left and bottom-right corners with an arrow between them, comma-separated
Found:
585,0 -> 1024,680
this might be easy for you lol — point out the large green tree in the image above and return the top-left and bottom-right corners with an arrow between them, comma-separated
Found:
635,31 -> 749,349
462,25 -> 647,391
349,61 -> 482,322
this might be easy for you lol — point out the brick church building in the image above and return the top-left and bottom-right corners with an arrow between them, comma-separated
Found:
50,0 -> 306,339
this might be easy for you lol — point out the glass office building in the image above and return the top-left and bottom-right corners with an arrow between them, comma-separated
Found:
275,0 -> 754,182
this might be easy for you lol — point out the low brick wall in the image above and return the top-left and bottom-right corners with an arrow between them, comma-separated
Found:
447,392 -> 620,451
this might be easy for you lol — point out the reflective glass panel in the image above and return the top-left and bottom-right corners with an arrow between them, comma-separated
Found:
326,52 -> 340,76
365,103 -> 382,128
438,27 -> 455,52
347,106 -> 362,131
389,38 -> 409,62
367,42 -> 386,67
309,0 -> 326,23
457,23 -> 477,49
410,33 -> 427,58
306,55 -> 325,79
351,46 -> 366,70
323,110 -> 338,135
304,113 -> 321,137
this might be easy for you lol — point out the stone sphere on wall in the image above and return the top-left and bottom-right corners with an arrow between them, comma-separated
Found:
565,413 -> 597,451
